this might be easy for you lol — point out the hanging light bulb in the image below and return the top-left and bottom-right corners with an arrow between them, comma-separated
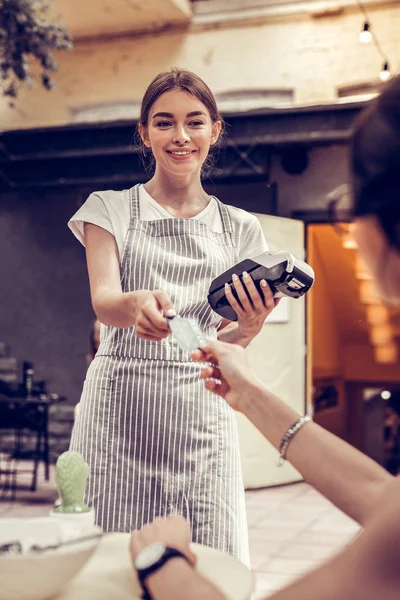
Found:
366,304 -> 389,326
359,279 -> 379,304
342,223 -> 358,249
355,256 -> 373,280
359,21 -> 372,44
380,61 -> 391,82
374,342 -> 397,365
369,324 -> 393,346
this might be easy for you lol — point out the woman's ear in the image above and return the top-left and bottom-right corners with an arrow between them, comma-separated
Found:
138,124 -> 151,148
210,120 -> 222,146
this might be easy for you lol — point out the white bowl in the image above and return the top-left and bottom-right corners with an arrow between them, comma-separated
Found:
0,517 -> 101,600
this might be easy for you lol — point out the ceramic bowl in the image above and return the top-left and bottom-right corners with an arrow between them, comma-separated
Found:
0,517 -> 101,600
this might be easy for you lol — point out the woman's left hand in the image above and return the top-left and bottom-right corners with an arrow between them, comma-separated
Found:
224,272 -> 280,338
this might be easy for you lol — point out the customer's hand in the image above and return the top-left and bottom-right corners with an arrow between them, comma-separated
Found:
131,290 -> 175,341
130,515 -> 197,567
191,341 -> 261,412
225,272 -> 280,338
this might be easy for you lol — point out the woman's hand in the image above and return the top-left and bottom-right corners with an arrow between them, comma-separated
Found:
130,515 -> 197,568
131,290 -> 176,342
191,340 -> 261,412
224,272 -> 279,338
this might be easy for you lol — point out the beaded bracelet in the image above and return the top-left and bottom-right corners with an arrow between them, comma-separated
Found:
277,415 -> 312,466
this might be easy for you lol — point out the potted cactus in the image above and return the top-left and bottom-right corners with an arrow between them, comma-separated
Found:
50,451 -> 96,531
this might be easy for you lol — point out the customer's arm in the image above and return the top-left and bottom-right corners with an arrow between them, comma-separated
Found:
154,530 -> 400,600
145,558 -> 225,600
192,342 -> 393,528
267,477 -> 400,600
130,491 -> 400,600
243,382 -> 391,527
130,516 -> 225,600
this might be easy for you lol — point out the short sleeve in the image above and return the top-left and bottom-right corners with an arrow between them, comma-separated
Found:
68,192 -> 114,247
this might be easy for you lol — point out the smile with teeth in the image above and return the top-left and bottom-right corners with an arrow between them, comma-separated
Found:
167,150 -> 195,155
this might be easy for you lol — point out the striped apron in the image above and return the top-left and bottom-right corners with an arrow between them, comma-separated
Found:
70,184 -> 250,565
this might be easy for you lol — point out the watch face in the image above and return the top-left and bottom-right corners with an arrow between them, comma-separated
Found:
135,541 -> 167,570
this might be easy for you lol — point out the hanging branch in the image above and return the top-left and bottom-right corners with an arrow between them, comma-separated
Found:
0,0 -> 73,103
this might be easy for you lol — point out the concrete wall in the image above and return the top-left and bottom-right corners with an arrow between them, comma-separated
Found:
0,188 -> 96,458
1,4 -> 399,130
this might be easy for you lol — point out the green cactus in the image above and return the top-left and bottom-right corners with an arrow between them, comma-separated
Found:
53,451 -> 90,513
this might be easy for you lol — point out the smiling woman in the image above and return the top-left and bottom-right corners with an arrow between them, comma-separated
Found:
67,67 -> 279,568
136,68 -> 224,182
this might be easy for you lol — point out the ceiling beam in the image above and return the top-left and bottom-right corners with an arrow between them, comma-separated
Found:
0,100 -> 365,190
192,0 -> 398,29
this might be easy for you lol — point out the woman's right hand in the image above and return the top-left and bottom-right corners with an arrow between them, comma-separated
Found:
191,341 -> 261,412
130,290 -> 176,342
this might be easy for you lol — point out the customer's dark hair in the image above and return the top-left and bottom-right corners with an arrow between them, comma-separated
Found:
135,67 -> 225,176
351,75 -> 400,248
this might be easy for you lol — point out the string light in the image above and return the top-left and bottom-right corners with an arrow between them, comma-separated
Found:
359,21 -> 372,44
357,1 -> 392,82
359,280 -> 379,304
341,223 -> 358,249
380,61 -> 391,82
366,304 -> 390,326
355,256 -> 373,280
374,342 -> 397,365
369,324 -> 393,345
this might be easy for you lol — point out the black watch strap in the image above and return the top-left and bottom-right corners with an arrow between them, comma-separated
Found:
139,547 -> 190,600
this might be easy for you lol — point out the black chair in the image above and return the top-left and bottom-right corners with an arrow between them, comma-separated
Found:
0,394 -> 61,495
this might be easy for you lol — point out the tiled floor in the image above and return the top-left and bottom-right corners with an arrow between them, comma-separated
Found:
0,463 -> 359,599
245,483 -> 359,598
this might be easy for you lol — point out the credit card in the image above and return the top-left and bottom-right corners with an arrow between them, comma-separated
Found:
167,316 -> 205,351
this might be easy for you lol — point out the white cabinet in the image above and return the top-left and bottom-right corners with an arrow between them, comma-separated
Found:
237,214 -> 307,488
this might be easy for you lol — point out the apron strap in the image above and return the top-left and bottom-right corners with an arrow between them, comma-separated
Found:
215,198 -> 234,236
129,184 -> 141,225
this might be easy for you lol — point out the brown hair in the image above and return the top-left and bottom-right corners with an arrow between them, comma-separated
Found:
351,75 -> 400,248
136,67 -> 225,175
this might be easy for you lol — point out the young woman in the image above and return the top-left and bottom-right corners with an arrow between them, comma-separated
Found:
68,67 -> 278,565
129,75 -> 400,600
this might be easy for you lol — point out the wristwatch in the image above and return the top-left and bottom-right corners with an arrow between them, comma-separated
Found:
135,541 -> 191,600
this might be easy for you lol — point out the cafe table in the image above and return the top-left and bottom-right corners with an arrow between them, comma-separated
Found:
0,393 -> 66,494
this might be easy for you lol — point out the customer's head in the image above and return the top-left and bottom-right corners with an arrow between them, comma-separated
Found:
351,75 -> 400,303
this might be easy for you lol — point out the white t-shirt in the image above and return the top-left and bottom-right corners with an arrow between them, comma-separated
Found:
68,184 -> 269,261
